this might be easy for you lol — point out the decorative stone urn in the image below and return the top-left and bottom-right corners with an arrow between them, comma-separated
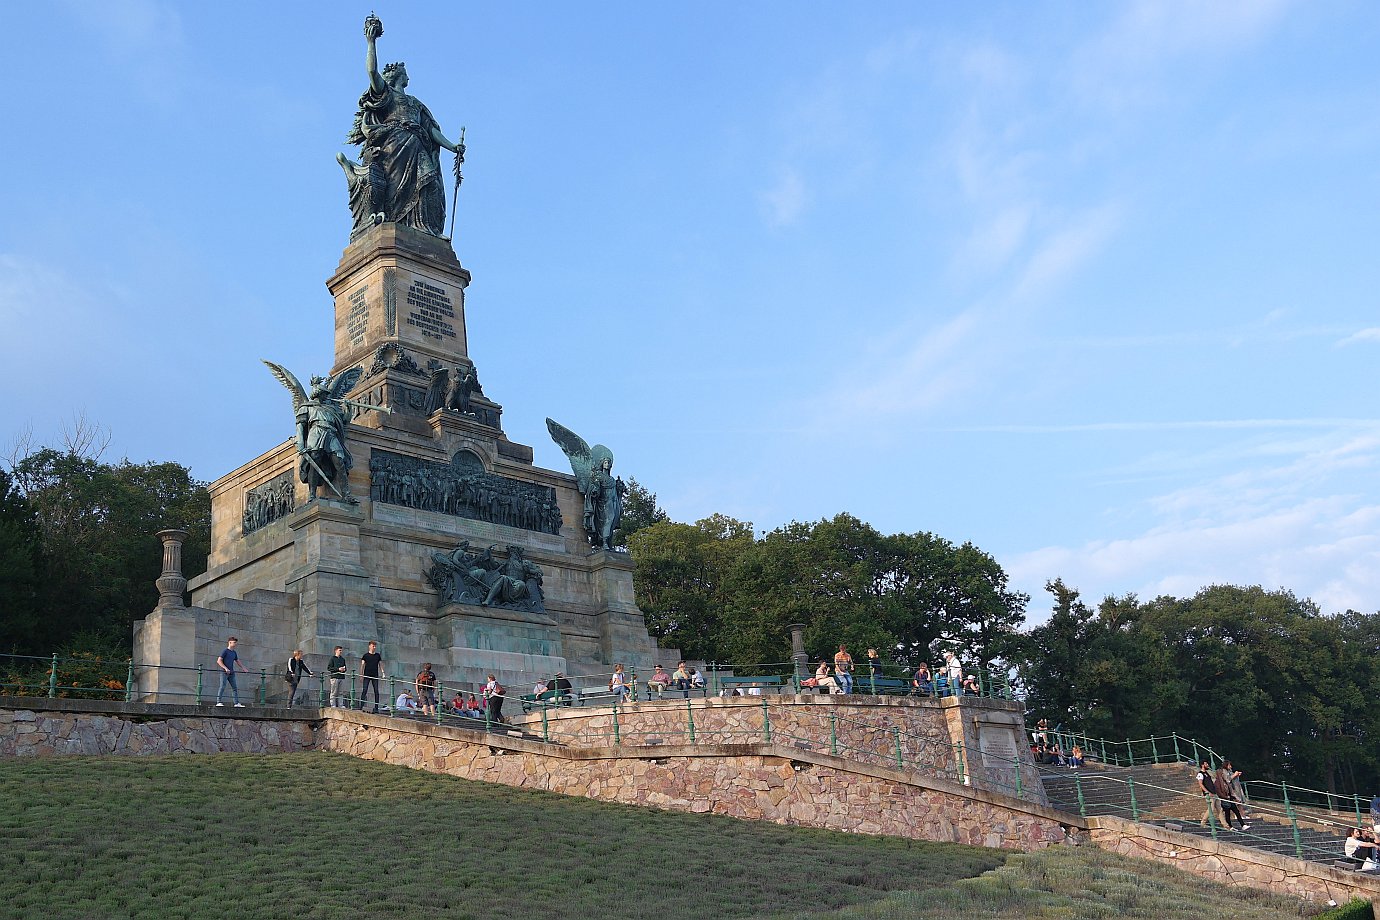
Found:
155,529 -> 190,609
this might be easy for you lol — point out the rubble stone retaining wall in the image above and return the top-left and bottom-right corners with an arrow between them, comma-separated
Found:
316,713 -> 1069,851
0,704 -> 314,756
1087,815 -> 1380,907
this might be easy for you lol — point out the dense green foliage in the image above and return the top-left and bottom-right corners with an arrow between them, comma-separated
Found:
0,446 -> 209,656
1019,580 -> 1380,795
613,476 -> 669,548
629,512 -> 1027,670
0,753 -> 1314,920
1316,898 -> 1375,920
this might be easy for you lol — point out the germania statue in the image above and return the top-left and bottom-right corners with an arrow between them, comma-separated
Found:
546,418 -> 628,551
263,361 -> 389,503
336,13 -> 465,239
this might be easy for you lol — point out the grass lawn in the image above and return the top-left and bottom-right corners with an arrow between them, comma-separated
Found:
0,752 -> 1313,919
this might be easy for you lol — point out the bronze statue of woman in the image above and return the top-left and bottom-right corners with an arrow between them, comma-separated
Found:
337,14 -> 463,238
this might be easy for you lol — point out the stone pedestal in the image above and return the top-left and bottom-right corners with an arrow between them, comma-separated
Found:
328,221 -> 472,376
131,606 -> 198,703
589,550 -> 659,669
285,498 -> 378,652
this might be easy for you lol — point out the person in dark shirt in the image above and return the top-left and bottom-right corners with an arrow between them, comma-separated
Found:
1196,760 -> 1221,827
550,672 -> 572,706
359,641 -> 385,713
326,646 -> 348,708
286,649 -> 314,707
215,637 -> 249,707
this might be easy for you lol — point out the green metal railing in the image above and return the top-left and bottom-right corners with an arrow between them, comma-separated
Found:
1039,763 -> 1359,866
1032,726 -> 1380,844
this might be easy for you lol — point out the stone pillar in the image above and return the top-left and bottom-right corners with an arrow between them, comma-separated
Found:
132,528 -> 198,703
155,529 -> 189,608
788,623 -> 808,680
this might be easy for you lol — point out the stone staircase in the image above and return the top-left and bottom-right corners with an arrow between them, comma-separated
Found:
1039,760 -> 1356,870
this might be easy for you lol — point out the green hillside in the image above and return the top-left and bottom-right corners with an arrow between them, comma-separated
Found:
0,753 -> 1319,919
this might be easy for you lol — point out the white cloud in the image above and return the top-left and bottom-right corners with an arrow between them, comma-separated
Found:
759,167 -> 808,228
1007,428 -> 1380,621
1011,203 -> 1123,302
1071,0 -> 1296,109
1336,327 -> 1380,347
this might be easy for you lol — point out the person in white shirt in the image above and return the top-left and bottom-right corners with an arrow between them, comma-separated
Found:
814,662 -> 840,694
395,690 -> 419,713
942,651 -> 963,697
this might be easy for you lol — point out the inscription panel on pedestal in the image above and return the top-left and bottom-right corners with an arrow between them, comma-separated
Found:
369,449 -> 562,534
405,276 -> 457,340
346,285 -> 370,347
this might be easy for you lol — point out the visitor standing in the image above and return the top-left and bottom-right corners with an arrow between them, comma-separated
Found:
327,646 -> 348,708
942,651 -> 963,697
416,662 -> 438,717
1196,760 -> 1222,828
286,649 -> 314,707
360,641 -> 385,713
834,645 -> 854,695
484,673 -> 506,724
215,637 -> 249,707
866,648 -> 883,692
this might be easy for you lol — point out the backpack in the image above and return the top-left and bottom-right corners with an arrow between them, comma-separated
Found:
417,669 -> 435,688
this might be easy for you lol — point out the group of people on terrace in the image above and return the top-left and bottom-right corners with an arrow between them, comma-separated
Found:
212,633 -> 1007,730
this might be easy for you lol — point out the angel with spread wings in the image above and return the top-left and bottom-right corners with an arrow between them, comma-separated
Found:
263,361 -> 388,503
546,418 -> 628,550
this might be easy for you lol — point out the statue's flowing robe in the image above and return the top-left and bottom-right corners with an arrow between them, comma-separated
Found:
350,83 -> 446,236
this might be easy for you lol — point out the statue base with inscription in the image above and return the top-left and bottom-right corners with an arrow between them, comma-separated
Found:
134,222 -> 674,700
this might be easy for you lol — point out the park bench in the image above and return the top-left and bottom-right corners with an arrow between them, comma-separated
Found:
716,675 -> 787,695
519,689 -> 576,712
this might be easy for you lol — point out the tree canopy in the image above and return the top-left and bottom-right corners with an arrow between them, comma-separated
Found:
1018,581 -> 1380,794
629,511 -> 1028,671
1,443 -> 210,656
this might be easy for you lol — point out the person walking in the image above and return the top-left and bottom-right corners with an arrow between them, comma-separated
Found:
326,646 -> 348,708
483,673 -> 506,725
215,637 -> 249,707
359,641 -> 385,713
833,645 -> 854,695
285,649 -> 314,707
415,662 -> 438,717
1196,760 -> 1222,828
1214,762 -> 1249,831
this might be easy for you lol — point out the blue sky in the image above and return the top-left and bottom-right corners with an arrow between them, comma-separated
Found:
5,1 -> 1379,621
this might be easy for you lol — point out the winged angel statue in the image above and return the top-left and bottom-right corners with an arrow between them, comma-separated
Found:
263,361 -> 389,503
546,418 -> 628,550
